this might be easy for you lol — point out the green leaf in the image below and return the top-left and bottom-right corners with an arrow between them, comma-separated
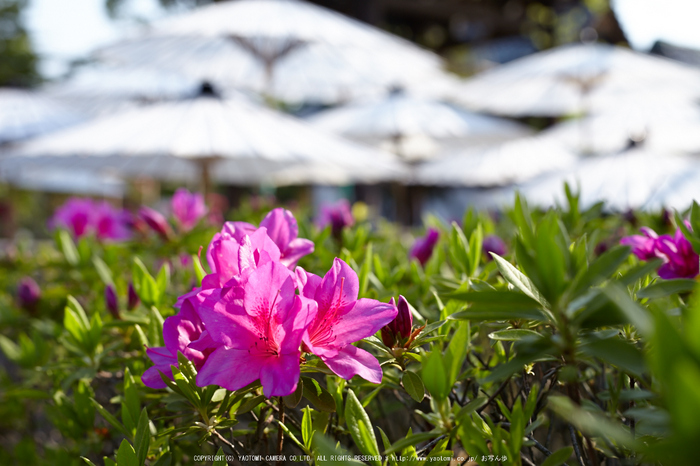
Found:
93,257 -> 115,286
156,262 -> 170,304
116,439 -> 138,466
422,350 -> 449,400
302,377 -> 336,412
549,396 -> 638,448
513,193 -> 536,249
602,283 -> 652,337
676,210 -> 700,254
359,242 -> 373,297
570,246 -> 630,297
57,230 -> 80,265
541,446 -> 574,466
455,395 -> 488,422
134,408 -> 150,465
302,406 -> 314,448
132,257 -> 159,307
384,432 -> 441,454
535,214 -> 567,302
212,448 -> 226,466
192,253 -> 206,286
449,305 -> 548,322
81,457 -> 98,466
491,253 -> 549,308
580,336 -> 646,376
122,368 -> 140,434
468,224 -> 483,276
344,390 -> 380,465
444,321 -> 469,386
90,398 -> 129,437
401,371 -> 425,402
283,377 -> 303,408
637,279 -> 697,299
488,329 -> 542,341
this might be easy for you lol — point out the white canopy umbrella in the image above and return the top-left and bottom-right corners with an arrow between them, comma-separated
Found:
0,88 -> 87,145
0,88 -> 405,189
458,43 -> 700,117
541,100 -> 700,155
96,0 -> 445,105
519,149 -> 696,211
308,90 -> 533,161
153,0 -> 438,63
413,137 -> 577,187
3,168 -> 125,198
98,37 -> 444,106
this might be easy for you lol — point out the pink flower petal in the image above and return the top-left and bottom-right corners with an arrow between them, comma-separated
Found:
323,345 -> 383,384
259,353 -> 303,397
196,346 -> 265,392
330,299 -> 398,347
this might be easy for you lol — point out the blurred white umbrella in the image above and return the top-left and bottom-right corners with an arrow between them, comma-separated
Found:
458,43 -> 700,117
3,168 -> 125,198
646,164 -> 700,211
96,0 -> 445,104
1,86 -> 405,188
541,100 -> 700,155
519,149 -> 696,210
413,137 -> 577,186
308,89 -> 532,160
0,88 -> 87,145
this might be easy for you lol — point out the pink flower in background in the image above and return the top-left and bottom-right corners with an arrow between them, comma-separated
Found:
50,198 -> 95,239
172,188 -> 207,232
410,228 -> 439,266
93,202 -> 131,241
621,224 -> 699,279
196,261 -> 317,397
139,206 -> 172,240
655,229 -> 699,279
316,199 -> 354,236
620,227 -> 659,261
297,258 -> 397,384
260,208 -> 314,268
142,300 -> 217,389
381,295 -> 413,348
483,235 -> 507,259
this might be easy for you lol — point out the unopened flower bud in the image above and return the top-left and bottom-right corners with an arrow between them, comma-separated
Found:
381,296 -> 413,347
483,235 -> 507,259
409,228 -> 439,266
127,282 -> 140,310
138,206 -> 172,239
17,277 -> 41,312
105,285 -> 119,318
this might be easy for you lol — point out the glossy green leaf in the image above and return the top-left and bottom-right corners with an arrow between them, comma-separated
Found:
401,370 -> 425,402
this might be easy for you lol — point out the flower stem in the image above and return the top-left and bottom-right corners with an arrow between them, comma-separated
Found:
277,396 -> 285,465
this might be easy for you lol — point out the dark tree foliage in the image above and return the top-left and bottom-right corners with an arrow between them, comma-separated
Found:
0,0 -> 40,87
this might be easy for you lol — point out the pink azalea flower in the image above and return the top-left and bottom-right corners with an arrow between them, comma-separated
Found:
205,226 -> 280,287
195,261 -> 317,397
259,208 -> 314,268
655,228 -> 699,279
316,199 -> 354,236
620,227 -> 659,261
142,300 -> 217,389
409,228 -> 439,266
93,201 -> 131,241
171,188 -> 208,232
50,198 -> 94,239
296,258 -> 397,384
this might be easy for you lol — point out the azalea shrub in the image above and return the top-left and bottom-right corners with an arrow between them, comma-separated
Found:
2,188 -> 700,466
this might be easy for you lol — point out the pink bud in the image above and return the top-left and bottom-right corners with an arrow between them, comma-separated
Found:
105,285 -> 119,318
138,206 -> 172,239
